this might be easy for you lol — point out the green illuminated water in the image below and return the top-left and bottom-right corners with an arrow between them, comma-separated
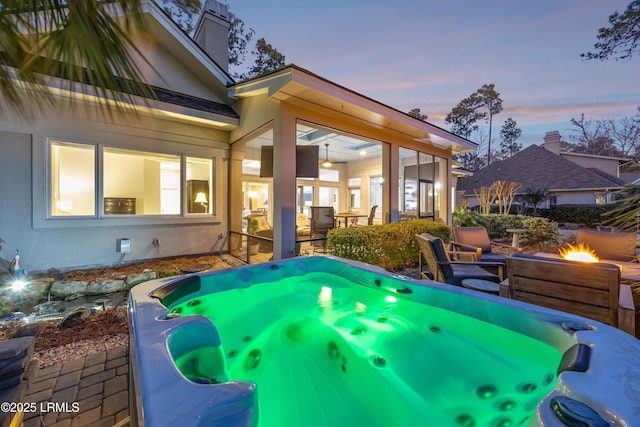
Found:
170,272 -> 561,427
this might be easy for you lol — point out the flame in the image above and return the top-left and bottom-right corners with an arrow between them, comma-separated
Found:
559,243 -> 599,263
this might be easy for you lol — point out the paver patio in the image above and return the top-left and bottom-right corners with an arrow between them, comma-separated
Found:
23,346 -> 129,427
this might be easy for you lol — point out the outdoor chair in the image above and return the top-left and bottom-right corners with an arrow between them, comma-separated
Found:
246,214 -> 273,253
310,206 -> 335,252
451,226 -> 521,263
501,254 -> 636,336
415,233 -> 504,286
366,205 -> 378,225
575,228 -> 638,262
296,213 -> 311,238
353,205 -> 378,227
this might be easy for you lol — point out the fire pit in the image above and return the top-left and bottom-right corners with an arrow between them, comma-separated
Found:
558,243 -> 599,263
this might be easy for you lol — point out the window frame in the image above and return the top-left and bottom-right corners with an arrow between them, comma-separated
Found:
49,140 -> 98,218
46,138 -> 218,223
398,146 -> 448,221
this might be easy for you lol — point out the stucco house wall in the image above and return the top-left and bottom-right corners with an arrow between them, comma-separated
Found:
0,105 -> 230,272
559,153 -> 624,178
0,2 -> 237,272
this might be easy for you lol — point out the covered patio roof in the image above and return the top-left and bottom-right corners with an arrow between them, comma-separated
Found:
228,64 -> 476,155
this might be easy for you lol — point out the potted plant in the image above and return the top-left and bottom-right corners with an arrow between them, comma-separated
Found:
246,218 -> 261,255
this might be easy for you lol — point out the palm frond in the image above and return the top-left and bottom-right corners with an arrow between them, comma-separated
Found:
1,0 -> 156,118
601,185 -> 640,231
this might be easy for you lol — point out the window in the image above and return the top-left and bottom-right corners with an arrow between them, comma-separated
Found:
369,176 -> 383,216
50,141 -> 96,216
104,148 -> 181,215
297,185 -> 314,216
319,186 -> 338,212
187,157 -> 213,215
244,181 -> 269,217
595,193 -> 607,205
399,147 -> 447,221
319,168 -> 339,182
49,140 -> 215,217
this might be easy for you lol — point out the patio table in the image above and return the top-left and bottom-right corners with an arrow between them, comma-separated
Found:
506,228 -> 527,248
334,213 -> 368,227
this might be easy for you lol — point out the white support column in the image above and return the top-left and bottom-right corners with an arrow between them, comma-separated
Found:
387,143 -> 398,223
271,105 -> 297,259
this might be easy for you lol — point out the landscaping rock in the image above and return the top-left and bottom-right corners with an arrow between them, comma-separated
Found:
50,280 -> 88,298
29,301 -> 68,318
59,307 -> 91,328
14,323 -> 44,338
86,279 -> 126,295
126,272 -> 156,287
21,279 -> 50,301
0,312 -> 25,324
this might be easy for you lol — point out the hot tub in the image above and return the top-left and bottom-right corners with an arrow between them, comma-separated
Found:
128,255 -> 640,427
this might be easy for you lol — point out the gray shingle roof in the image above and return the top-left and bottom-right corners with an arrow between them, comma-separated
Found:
153,87 -> 238,118
458,144 -> 625,195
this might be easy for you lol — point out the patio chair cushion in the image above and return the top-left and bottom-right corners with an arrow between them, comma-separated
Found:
475,252 -> 507,263
296,213 -> 310,236
416,233 -> 504,286
246,214 -> 272,232
447,264 -> 502,287
576,229 -> 637,262
453,227 -> 493,253
430,237 -> 454,278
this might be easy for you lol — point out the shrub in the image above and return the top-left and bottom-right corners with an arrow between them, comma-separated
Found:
452,205 -> 484,227
520,217 -> 558,245
472,214 -> 527,239
540,205 -> 613,226
327,220 -> 450,271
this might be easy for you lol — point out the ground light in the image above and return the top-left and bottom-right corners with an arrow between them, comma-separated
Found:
9,278 -> 28,292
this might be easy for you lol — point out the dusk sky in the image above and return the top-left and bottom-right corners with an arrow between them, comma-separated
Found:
225,0 -> 638,149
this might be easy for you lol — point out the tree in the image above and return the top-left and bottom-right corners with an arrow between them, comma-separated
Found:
444,93 -> 484,139
522,187 -> 550,217
493,181 -> 521,215
157,0 -> 202,34
476,84 -> 503,164
473,186 -> 496,215
234,38 -> 286,80
408,108 -> 428,121
564,109 -> 640,159
0,0 -> 198,116
582,0 -> 640,60
499,117 -> 522,158
228,14 -> 255,75
452,128 -> 489,171
607,107 -> 640,158
568,114 -> 625,156
445,83 -> 503,164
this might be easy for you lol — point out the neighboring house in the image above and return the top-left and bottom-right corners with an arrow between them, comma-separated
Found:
0,0 -> 475,272
620,162 -> 640,185
459,131 -> 627,209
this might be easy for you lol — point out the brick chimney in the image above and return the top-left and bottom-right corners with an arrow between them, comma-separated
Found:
541,131 -> 562,154
193,0 -> 230,72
